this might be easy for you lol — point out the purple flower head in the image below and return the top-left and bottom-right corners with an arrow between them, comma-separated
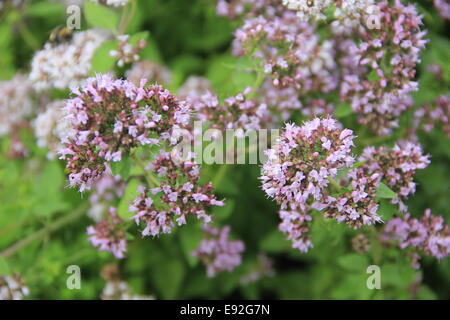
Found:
360,141 -> 430,211
59,74 -> 191,191
129,151 -> 224,237
261,118 -> 355,209
385,209 -> 450,263
87,207 -> 127,259
192,225 -> 245,277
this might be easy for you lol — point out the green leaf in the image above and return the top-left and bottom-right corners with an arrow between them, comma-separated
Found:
261,229 -> 290,253
417,285 -> 438,300
331,273 -> 373,299
110,155 -> 131,180
31,161 -> 69,217
151,256 -> 185,299
377,199 -> 398,220
129,31 -> 149,46
206,54 -> 256,99
0,257 -> 11,276
382,263 -> 416,287
178,223 -> 202,267
26,1 -> 64,17
335,102 -> 353,118
91,40 -> 118,73
84,1 -> 119,31
324,5 -> 336,20
376,182 -> 397,199
138,32 -> 162,63
222,56 -> 256,71
0,24 -> 15,79
337,254 -> 369,272
337,161 -> 364,180
117,178 -> 141,219
212,199 -> 234,221
367,69 -> 380,82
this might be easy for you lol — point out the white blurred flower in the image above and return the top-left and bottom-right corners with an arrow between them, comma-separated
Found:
90,0 -> 129,7
29,29 -> 110,91
33,100 -> 74,159
126,60 -> 171,86
0,274 -> 29,300
282,0 -> 333,21
101,281 -> 155,300
0,74 -> 34,137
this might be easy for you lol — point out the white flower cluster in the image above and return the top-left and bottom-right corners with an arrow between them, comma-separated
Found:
126,60 -> 171,87
90,0 -> 129,7
101,281 -> 155,300
58,0 -> 84,6
29,29 -> 110,91
0,274 -> 29,300
0,74 -> 34,137
332,0 -> 376,34
177,76 -> 212,99
33,100 -> 73,159
109,34 -> 146,67
282,0 -> 333,21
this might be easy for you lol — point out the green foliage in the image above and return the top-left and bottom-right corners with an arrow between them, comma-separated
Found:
117,178 -> 140,219
376,183 -> 397,199
83,2 -> 120,31
91,40 -> 118,74
335,102 -> 353,118
110,155 -> 131,180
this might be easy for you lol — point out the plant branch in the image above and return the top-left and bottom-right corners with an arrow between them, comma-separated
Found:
18,19 -> 39,50
0,203 -> 88,259
131,152 -> 160,187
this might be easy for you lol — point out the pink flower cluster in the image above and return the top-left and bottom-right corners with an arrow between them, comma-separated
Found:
385,209 -> 450,261
260,118 -> 358,251
232,10 -> 337,95
216,0 -> 270,19
59,74 -> 191,191
360,142 -> 430,211
190,88 -> 275,133
278,208 -> 313,252
192,225 -> 245,277
300,98 -> 335,118
415,94 -> 450,138
220,0 -> 428,137
129,151 -> 224,237
434,0 -> 450,20
88,169 -> 126,221
261,118 -> 355,210
259,80 -> 302,121
87,207 -> 127,259
340,0 -> 427,135
326,168 -> 382,228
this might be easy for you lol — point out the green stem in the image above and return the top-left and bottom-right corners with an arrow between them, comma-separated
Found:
125,0 -> 137,32
213,164 -> 228,187
118,0 -> 137,35
369,226 -> 382,265
0,203 -> 88,259
328,177 -> 342,192
18,20 -> 39,50
131,153 -> 160,187
247,70 -> 266,100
